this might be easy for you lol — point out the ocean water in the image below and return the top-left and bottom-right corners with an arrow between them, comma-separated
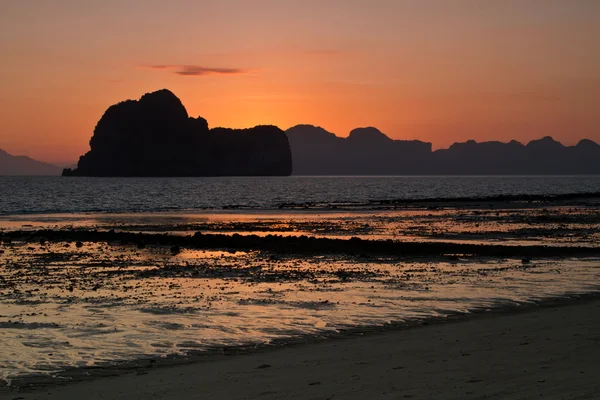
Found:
1,175 -> 600,215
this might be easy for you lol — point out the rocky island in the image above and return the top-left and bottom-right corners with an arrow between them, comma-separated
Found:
63,89 -> 292,177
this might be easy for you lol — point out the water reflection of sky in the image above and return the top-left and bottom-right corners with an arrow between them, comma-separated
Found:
2,206 -> 599,247
1,238 -> 599,384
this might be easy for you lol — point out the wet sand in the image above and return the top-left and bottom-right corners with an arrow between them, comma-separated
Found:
3,298 -> 599,400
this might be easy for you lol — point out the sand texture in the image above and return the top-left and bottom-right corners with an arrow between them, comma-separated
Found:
2,299 -> 598,400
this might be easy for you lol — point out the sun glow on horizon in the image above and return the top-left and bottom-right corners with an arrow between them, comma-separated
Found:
0,1 -> 598,163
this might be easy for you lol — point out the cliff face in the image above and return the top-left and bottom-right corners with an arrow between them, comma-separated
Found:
63,89 -> 292,177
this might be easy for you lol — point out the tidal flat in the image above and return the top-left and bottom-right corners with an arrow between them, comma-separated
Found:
1,199 -> 599,389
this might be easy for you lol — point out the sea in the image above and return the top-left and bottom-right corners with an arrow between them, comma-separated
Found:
1,175 -> 599,386
2,175 -> 600,215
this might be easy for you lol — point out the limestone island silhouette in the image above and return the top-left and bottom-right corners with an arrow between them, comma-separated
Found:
63,89 -> 292,177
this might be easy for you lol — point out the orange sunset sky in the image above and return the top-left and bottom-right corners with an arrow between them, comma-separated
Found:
1,0 -> 599,164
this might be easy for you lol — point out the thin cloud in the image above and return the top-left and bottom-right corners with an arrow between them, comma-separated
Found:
145,64 -> 252,77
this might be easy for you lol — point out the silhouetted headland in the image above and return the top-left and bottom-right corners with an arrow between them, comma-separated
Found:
63,89 -> 292,177
0,148 -> 62,176
286,125 -> 600,175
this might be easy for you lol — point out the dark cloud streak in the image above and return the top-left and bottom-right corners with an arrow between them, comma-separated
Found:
146,64 -> 250,77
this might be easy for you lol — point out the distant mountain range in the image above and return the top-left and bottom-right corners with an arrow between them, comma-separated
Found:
5,127 -> 600,176
286,125 -> 600,175
0,148 -> 62,176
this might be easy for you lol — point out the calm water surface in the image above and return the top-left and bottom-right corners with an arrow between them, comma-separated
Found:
1,175 -> 600,215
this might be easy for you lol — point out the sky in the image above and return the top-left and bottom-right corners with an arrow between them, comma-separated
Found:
0,0 -> 599,164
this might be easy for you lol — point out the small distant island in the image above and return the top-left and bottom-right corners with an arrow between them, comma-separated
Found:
63,89 -> 293,177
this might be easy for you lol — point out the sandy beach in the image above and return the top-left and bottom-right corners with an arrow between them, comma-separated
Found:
1,298 -> 597,400
2,196 -> 599,399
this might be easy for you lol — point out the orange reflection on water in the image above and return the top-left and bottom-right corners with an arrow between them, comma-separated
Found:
1,238 -> 600,384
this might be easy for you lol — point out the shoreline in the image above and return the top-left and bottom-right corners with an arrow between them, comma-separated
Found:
3,291 -> 600,398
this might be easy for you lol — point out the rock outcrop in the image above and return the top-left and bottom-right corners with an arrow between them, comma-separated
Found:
63,89 -> 292,177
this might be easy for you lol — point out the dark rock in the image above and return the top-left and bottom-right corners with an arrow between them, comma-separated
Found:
3,227 -> 600,259
63,89 -> 292,177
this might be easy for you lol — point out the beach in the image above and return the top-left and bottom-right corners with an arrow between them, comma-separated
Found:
1,184 -> 599,398
2,297 -> 598,399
